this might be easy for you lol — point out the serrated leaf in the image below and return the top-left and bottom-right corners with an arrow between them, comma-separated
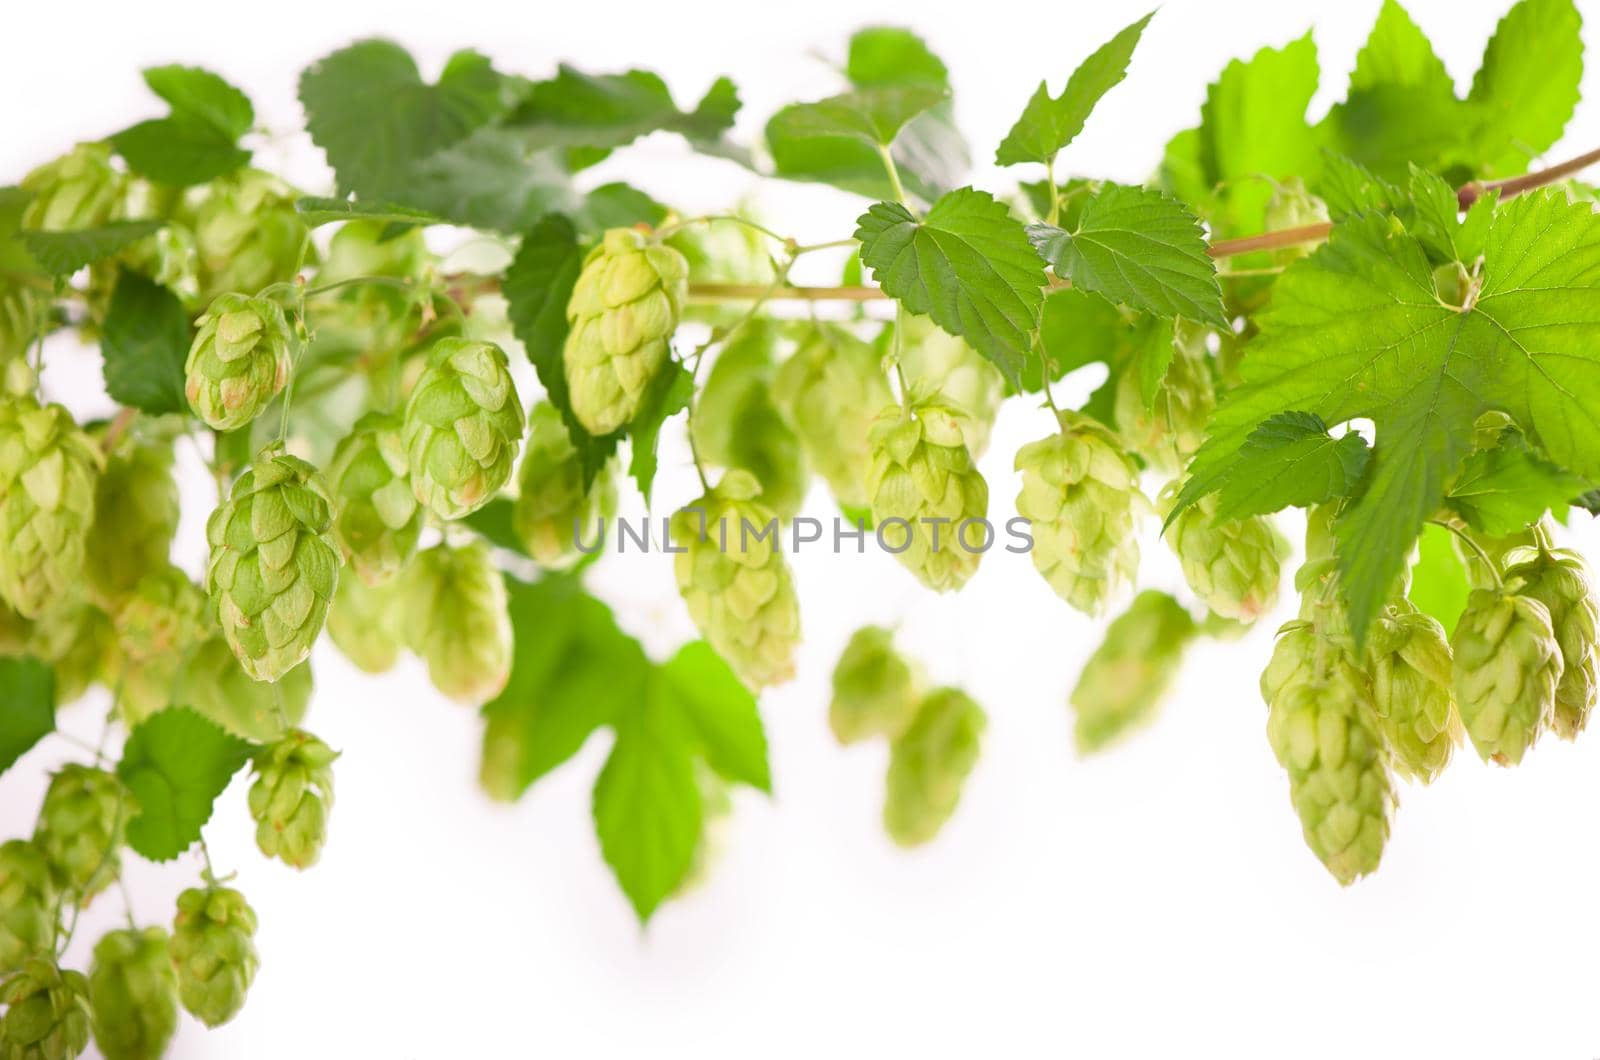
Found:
766,88 -> 947,149
576,183 -> 669,235
509,66 -> 740,153
293,197 -> 446,228
403,127 -> 579,232
111,65 -> 255,185
21,221 -> 163,275
1467,0 -> 1583,177
847,27 -> 949,88
100,270 -> 190,415
657,641 -> 770,792
144,65 -> 253,138
117,707 -> 253,862
855,187 -> 1045,388
996,11 -> 1153,167
1033,287 -> 1132,393
0,657 -> 53,777
1409,522 -> 1471,635
1446,433 -> 1589,536
626,361 -> 694,504
0,187 -> 45,277
1027,183 -> 1226,328
1211,412 -> 1371,521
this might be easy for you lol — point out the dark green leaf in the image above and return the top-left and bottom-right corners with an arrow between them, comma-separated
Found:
402,127 -> 579,232
627,362 -> 694,504
143,65 -> 254,139
0,657 -> 54,777
1446,434 -> 1589,536
111,117 -> 250,187
576,183 -> 669,234
509,66 -> 740,153
461,497 -> 524,555
117,707 -> 253,862
100,271 -> 190,415
1034,287 -> 1140,392
1211,412 -> 1371,521
767,88 -> 947,149
21,221 -> 163,275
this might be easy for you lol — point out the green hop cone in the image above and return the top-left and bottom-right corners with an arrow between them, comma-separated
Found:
183,293 -> 292,432
25,601 -> 114,706
665,215 -> 777,327
399,542 -> 512,704
248,730 -> 338,869
110,565 -> 210,726
180,169 -> 307,305
169,886 -> 257,1028
1162,486 -> 1286,623
562,228 -> 688,435
883,687 -> 986,847
691,320 -> 808,520
0,959 -> 91,1060
866,402 -> 989,593
84,438 -> 179,606
87,927 -> 177,1060
34,765 -> 125,902
670,470 -> 802,690
327,573 -> 404,674
1451,588 -> 1563,765
174,636 -> 310,743
511,402 -> 617,569
1365,601 -> 1458,783
0,283 -> 44,366
893,313 -> 1005,459
401,337 -> 524,520
1505,546 -> 1600,740
830,625 -> 920,744
0,842 -> 55,974
1071,591 -> 1198,753
1263,177 -> 1330,265
1113,320 -> 1215,474
204,447 -> 341,682
1013,410 -> 1143,615
774,323 -> 893,511
0,398 -> 103,619
326,413 -> 422,584
20,143 -> 122,231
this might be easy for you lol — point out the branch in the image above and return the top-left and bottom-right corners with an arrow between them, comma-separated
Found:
1206,223 -> 1332,260
1458,144 -> 1600,209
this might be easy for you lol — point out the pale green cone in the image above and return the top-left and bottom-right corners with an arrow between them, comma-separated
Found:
0,399 -> 103,619
86,179 -> 200,318
670,470 -> 801,690
1113,320 -> 1214,474
401,337 -> 524,520
400,542 -> 512,704
316,221 -> 431,350
894,313 -> 1004,459
326,413 -> 421,585
169,886 -> 257,1028
249,730 -> 337,869
20,143 -> 122,231
1365,601 -> 1458,783
24,601 -> 114,706
1504,546 -> 1600,740
1451,588 -> 1562,765
0,283 -> 44,366
883,687 -> 985,847
867,402 -> 989,593
34,765 -> 125,902
0,842 -> 55,974
174,637 -> 311,743
0,958 -> 91,1060
204,447 -> 341,682
1071,590 -> 1197,752
691,320 -> 808,521
1162,486 -> 1285,623
1451,519 -> 1543,591
1013,410 -> 1143,615
665,215 -> 776,327
87,927 -> 177,1060
511,402 -> 617,569
1263,177 -> 1329,265
562,228 -> 688,435
179,168 -> 307,305
184,293 -> 292,432
327,573 -> 404,674
774,323 -> 892,511
84,438 -> 179,606
110,566 -> 210,726
829,625 -> 920,744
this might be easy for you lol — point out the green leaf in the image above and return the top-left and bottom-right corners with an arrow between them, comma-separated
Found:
1467,0 -> 1583,177
143,65 -> 254,139
996,11 -> 1153,167
117,707 -> 253,862
111,66 -> 255,185
0,187 -> 45,277
509,66 -> 740,153
576,183 -> 669,234
766,88 -> 947,149
293,196 -> 446,228
402,127 -> 578,232
20,221 -> 163,275
1409,523 -> 1471,635
846,27 -> 949,88
1446,433 -> 1589,536
1027,183 -> 1227,328
855,187 -> 1045,388
657,642 -> 770,792
461,497 -> 524,555
0,657 -> 53,777
626,361 -> 694,505
100,271 -> 190,415
1210,412 -> 1371,521
1033,287 -> 1133,392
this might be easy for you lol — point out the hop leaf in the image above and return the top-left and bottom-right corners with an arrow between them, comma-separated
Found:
511,402 -> 617,569
883,687 -> 985,847
0,841 -> 55,974
0,958 -> 91,1060
326,412 -> 422,584
0,396 -> 104,619
183,292 -> 292,432
1505,546 -> 1600,739
399,542 -> 512,704
34,764 -> 126,902
1071,590 -> 1197,752
248,730 -> 337,869
829,626 -> 920,744
169,886 -> 257,1028
1451,587 -> 1562,765
88,927 -> 178,1060
401,337 -> 525,520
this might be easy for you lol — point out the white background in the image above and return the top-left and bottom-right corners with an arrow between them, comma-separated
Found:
4,0 -> 1600,1057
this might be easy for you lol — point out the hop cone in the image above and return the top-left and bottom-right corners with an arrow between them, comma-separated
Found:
1263,177 -> 1329,265
1266,673 -> 1394,885
34,765 -> 124,902
0,842 -> 54,974
691,321 -> 807,520
0,959 -> 90,1060
184,293 -> 291,432
830,626 -> 920,744
1114,320 -> 1214,473
562,228 -> 688,435
204,447 -> 341,682
111,566 -> 210,726
895,313 -> 1004,458
181,169 -> 307,304
327,573 -> 403,674
774,324 -> 892,510
84,439 -> 178,606
665,216 -> 776,327
0,283 -> 43,365
175,637 -> 310,743
25,601 -> 113,706
1162,487 -> 1285,623
87,928 -> 177,1060
1013,410 -> 1142,615
1071,591 -> 1197,752
169,886 -> 257,1028
670,471 -> 801,690
866,403 -> 989,593
20,143 -> 122,231
883,687 -> 986,847
1451,588 -> 1563,765
1366,601 -> 1458,783
249,730 -> 337,869
1505,546 -> 1600,740
401,337 -> 524,520
327,413 -> 421,584
399,542 -> 512,704
511,402 -> 617,569
1261,621 -> 1330,707
0,398 -> 103,619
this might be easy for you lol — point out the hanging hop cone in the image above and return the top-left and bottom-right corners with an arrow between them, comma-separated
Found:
87,927 -> 178,1060
1451,587 -> 1563,765
84,437 -> 179,606
327,573 -> 404,674
327,413 -> 422,584
1071,590 -> 1198,753
895,313 -> 1005,458
562,227 -> 688,435
20,142 -> 123,231
866,402 -> 989,593
169,886 -> 258,1028
34,764 -> 125,903
1365,600 -> 1458,783
1504,545 -> 1600,740
175,636 -> 311,743
204,447 -> 341,682
774,323 -> 893,511
248,730 -> 337,869
1162,486 -> 1285,623
25,601 -> 114,707
111,565 -> 211,727
1114,320 -> 1215,474
183,293 -> 291,432
401,337 -> 524,520
511,402 -> 617,569
0,397 -> 103,619
0,959 -> 91,1060
180,168 -> 307,305
830,625 -> 920,745
0,841 -> 55,974
670,470 -> 801,690
1013,410 -> 1143,615
883,687 -> 986,847
399,542 -> 512,704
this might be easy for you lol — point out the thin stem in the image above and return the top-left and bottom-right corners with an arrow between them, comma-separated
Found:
655,214 -> 790,246
101,407 -> 137,453
52,729 -> 108,763
1430,518 -> 1503,588
1459,144 -> 1600,209
1044,157 -> 1062,227
688,282 -> 886,303
303,274 -> 413,299
1207,222 -> 1333,260
891,304 -> 911,407
877,144 -> 911,211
